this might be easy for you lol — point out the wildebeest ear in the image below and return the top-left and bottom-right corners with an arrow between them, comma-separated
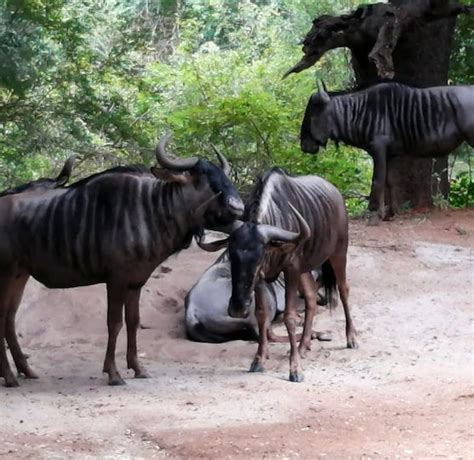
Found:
151,167 -> 195,185
55,154 -> 77,186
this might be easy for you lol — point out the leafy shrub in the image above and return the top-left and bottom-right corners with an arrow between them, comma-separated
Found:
449,171 -> 474,208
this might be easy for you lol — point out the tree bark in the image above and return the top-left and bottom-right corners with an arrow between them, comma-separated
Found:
285,0 -> 471,213
385,0 -> 456,210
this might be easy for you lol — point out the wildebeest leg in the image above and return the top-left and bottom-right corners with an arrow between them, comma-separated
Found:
125,288 -> 149,379
103,283 -> 126,386
249,281 -> 271,373
298,272 -> 318,357
368,147 -> 387,225
5,273 -> 38,379
284,267 -> 304,382
385,158 -> 398,219
0,276 -> 19,387
329,251 -> 358,349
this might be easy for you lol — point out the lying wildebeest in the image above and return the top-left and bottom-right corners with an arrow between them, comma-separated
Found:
0,155 -> 76,197
0,134 -> 244,387
0,156 -> 76,376
185,251 -> 286,343
300,82 -> 474,222
185,251 -> 329,343
198,168 -> 357,382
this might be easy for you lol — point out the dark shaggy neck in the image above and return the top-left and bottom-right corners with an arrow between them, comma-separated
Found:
249,170 -> 345,280
331,92 -> 373,147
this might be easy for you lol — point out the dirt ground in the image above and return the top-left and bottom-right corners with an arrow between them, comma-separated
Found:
1,209 -> 473,459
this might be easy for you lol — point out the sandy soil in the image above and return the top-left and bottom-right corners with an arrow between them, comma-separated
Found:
1,209 -> 473,459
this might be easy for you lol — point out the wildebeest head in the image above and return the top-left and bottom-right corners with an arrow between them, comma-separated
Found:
0,155 -> 76,197
300,83 -> 332,154
151,134 -> 244,230
197,205 -> 310,318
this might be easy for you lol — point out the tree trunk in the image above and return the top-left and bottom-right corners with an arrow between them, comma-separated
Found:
386,0 -> 455,211
285,0 -> 470,214
356,0 -> 456,211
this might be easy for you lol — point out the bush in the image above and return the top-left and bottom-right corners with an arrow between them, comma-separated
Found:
449,171 -> 474,208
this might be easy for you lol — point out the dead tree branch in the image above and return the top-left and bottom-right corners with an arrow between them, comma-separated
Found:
284,1 -> 472,80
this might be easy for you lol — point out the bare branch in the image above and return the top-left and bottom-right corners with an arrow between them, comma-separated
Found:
284,1 -> 472,80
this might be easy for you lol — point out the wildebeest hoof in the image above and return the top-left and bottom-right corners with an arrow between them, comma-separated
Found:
4,376 -> 20,387
317,294 -> 328,306
368,214 -> 381,226
249,360 -> 264,373
289,371 -> 304,383
24,369 -> 39,379
347,337 -> 359,349
315,331 -> 332,342
134,370 -> 150,379
108,376 -> 126,386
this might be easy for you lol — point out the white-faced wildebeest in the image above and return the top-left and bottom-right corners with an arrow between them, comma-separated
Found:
197,168 -> 357,382
300,82 -> 474,223
0,134 -> 244,387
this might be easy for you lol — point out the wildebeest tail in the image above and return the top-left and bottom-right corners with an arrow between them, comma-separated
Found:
320,260 -> 337,309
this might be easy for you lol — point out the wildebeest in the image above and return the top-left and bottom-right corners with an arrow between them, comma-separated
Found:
300,82 -> 474,222
0,134 -> 244,387
185,251 -> 329,343
197,168 -> 357,382
185,251 -> 286,343
0,155 -> 76,197
0,156 -> 76,379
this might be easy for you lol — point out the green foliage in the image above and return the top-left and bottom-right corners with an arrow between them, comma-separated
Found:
449,171 -> 474,208
450,10 -> 473,85
0,0 -> 470,217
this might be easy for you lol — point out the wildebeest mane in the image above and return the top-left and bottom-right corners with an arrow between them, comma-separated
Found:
68,164 -> 151,189
0,180 -> 52,197
324,78 -> 421,98
243,167 -> 287,223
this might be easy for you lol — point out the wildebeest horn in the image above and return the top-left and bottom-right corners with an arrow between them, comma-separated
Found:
55,154 -> 77,186
196,234 -> 228,252
319,81 -> 330,104
290,203 -> 311,242
211,144 -> 231,177
258,203 -> 310,245
155,133 -> 199,171
196,220 -> 244,252
321,80 -> 328,92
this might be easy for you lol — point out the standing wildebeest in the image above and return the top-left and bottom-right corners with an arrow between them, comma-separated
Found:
300,82 -> 474,222
197,168 -> 357,382
0,156 -> 76,377
0,134 -> 244,387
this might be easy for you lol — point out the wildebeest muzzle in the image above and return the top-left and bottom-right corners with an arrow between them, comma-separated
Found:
228,296 -> 251,319
300,138 -> 323,154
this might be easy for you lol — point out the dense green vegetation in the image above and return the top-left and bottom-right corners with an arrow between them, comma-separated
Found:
0,0 -> 472,212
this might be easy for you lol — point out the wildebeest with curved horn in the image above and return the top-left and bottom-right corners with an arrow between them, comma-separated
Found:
300,82 -> 474,222
197,168 -> 357,382
0,134 -> 244,387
